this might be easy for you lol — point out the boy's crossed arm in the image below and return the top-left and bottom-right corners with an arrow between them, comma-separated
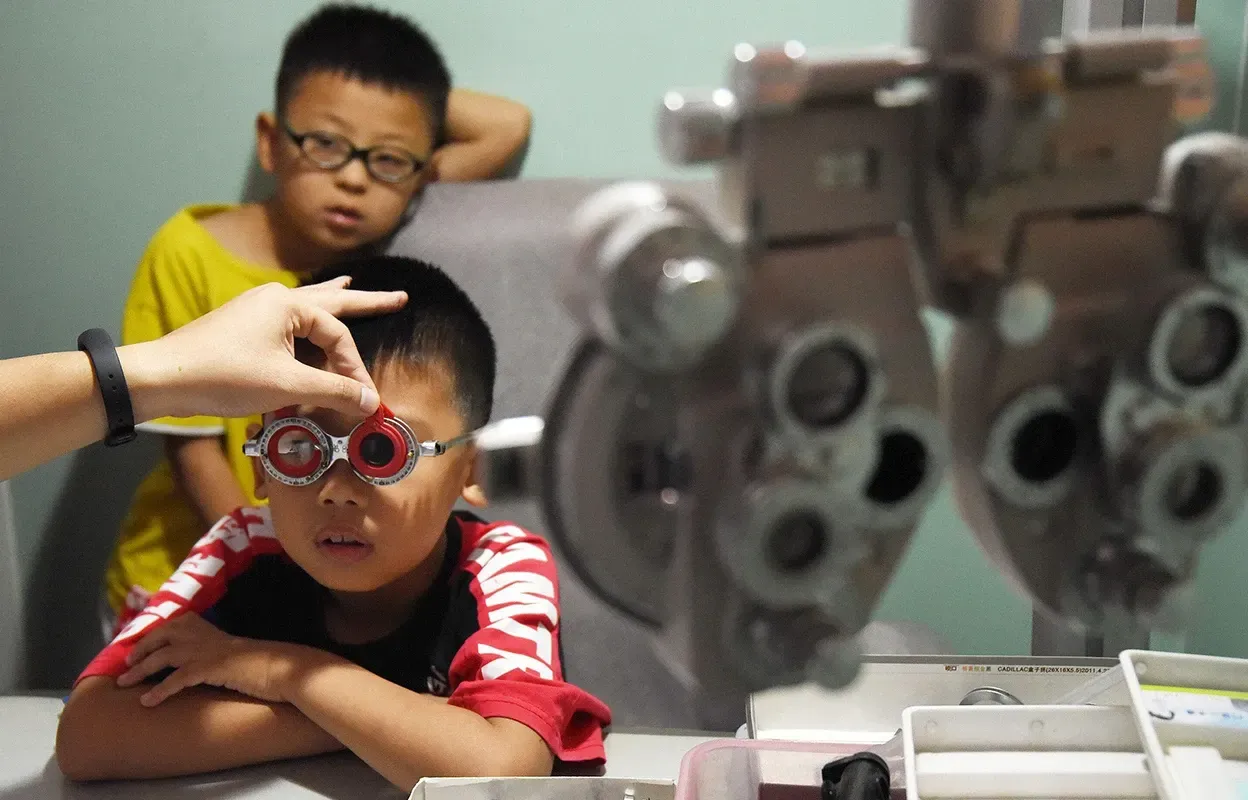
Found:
56,613 -> 553,789
58,676 -> 342,780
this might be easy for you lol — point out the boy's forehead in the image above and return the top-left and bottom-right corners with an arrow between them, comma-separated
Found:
285,71 -> 435,152
271,360 -> 463,428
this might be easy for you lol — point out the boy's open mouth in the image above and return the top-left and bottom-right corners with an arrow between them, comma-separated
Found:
324,206 -> 363,230
316,527 -> 374,563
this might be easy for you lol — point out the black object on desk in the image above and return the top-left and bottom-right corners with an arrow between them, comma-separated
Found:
820,752 -> 889,800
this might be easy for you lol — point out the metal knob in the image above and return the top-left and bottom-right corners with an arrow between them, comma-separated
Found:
658,88 -> 738,165
1158,134 -> 1248,292
566,182 -> 743,373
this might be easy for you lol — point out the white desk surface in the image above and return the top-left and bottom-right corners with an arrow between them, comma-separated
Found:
0,696 -> 722,799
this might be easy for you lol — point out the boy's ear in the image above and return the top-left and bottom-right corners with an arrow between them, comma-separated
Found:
255,112 -> 278,174
461,448 -> 487,508
247,423 -> 269,500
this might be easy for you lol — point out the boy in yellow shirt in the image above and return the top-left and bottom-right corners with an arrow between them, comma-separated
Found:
104,3 -> 532,633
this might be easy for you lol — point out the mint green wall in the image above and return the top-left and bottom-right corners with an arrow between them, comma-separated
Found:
1,0 -> 1243,667
1179,0 -> 1248,659
1196,0 -> 1246,134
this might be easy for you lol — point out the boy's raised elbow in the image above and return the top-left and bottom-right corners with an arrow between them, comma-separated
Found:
511,105 -> 534,141
497,102 -> 533,150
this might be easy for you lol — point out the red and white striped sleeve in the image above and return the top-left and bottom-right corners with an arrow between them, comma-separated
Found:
446,521 -> 612,765
75,507 -> 284,685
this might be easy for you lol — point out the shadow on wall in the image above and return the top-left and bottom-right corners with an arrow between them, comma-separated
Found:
22,437 -> 160,689
240,157 -> 275,205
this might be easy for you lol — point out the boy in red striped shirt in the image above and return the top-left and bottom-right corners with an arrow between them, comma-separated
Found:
57,256 -> 611,790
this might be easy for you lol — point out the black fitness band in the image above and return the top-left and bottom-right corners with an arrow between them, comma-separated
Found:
77,328 -> 136,447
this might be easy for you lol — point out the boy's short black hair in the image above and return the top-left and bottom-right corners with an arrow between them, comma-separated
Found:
277,3 -> 452,141
309,256 -> 495,429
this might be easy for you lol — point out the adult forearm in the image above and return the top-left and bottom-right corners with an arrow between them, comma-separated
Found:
0,350 -> 104,481
282,652 -> 546,790
57,678 -> 342,781
0,343 -> 172,481
0,281 -> 409,482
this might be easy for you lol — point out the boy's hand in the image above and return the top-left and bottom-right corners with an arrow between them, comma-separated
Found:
116,614 -> 304,707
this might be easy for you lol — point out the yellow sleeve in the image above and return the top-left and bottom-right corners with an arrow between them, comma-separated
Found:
122,215 -> 224,437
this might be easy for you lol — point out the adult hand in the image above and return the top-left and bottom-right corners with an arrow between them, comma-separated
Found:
122,278 -> 407,421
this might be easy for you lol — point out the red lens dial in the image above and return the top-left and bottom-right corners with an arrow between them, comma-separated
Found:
348,419 -> 407,479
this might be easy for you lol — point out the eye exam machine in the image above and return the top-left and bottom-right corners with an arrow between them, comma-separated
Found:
478,0 -> 1247,735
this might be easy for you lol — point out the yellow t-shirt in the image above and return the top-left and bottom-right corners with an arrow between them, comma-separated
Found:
103,205 -> 300,615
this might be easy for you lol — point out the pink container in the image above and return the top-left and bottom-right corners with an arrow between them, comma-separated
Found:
674,738 -> 903,800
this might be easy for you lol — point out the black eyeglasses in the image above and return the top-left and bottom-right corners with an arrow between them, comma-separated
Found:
282,122 -> 427,184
